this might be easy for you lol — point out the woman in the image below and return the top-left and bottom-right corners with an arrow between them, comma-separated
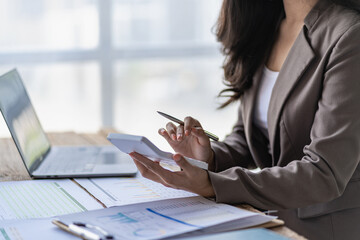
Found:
130,0 -> 360,239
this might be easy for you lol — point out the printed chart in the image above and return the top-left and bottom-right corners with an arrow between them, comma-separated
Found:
75,175 -> 197,207
59,196 -> 271,240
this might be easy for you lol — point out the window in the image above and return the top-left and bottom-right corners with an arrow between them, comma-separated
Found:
0,0 -> 238,146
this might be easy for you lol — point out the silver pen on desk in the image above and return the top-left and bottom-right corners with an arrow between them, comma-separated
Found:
157,111 -> 219,141
52,220 -> 106,240
73,222 -> 113,240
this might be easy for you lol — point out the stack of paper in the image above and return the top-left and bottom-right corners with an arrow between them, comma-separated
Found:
0,177 -> 276,240
58,196 -> 274,240
175,228 -> 290,240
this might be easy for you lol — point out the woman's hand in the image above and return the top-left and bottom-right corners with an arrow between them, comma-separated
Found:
130,152 -> 215,198
159,116 -> 214,164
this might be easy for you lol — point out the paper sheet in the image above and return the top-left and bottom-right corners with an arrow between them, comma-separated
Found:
59,196 -> 274,240
165,228 -> 290,240
0,179 -> 103,220
0,218 -> 77,240
75,174 -> 197,207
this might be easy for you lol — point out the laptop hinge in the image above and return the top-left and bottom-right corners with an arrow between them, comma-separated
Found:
29,146 -> 51,174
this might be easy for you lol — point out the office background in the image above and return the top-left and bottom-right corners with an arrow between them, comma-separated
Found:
0,0 -> 238,149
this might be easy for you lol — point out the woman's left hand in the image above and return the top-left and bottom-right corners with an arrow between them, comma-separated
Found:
129,152 -> 215,198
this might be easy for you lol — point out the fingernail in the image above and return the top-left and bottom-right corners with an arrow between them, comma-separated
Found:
177,133 -> 182,140
171,134 -> 176,140
173,154 -> 181,161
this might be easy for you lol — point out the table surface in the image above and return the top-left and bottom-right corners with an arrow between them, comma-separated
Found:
0,129 -> 306,240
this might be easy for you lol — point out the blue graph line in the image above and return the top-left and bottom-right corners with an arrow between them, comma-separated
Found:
146,208 -> 200,228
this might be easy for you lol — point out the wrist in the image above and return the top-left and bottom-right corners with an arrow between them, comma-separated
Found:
202,171 -> 215,198
207,149 -> 215,171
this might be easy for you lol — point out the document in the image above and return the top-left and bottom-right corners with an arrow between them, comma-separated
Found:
169,228 -> 290,240
75,175 -> 197,207
0,218 -> 78,240
0,179 -> 103,220
58,196 -> 274,240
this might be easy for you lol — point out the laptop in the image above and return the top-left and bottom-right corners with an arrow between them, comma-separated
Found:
0,69 -> 137,178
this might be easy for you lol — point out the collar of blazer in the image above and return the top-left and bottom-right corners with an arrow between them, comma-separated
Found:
241,0 -> 333,163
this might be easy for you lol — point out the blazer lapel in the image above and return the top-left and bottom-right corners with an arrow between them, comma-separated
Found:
242,67 -> 263,161
267,27 -> 315,160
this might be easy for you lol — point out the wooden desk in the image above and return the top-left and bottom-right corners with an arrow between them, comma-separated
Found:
0,130 -> 306,240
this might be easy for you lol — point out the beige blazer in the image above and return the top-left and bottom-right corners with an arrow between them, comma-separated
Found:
208,0 -> 360,239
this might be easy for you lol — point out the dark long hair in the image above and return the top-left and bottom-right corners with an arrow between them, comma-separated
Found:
216,0 -> 360,108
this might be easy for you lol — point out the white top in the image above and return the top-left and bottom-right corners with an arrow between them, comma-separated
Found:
253,66 -> 279,139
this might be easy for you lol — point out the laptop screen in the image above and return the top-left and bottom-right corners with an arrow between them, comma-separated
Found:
0,69 -> 50,172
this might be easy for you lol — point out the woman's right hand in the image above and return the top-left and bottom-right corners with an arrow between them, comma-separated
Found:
158,116 -> 214,164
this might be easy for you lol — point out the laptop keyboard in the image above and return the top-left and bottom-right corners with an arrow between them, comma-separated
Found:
39,147 -> 100,174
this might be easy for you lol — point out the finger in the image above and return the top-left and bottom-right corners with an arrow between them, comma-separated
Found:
173,153 -> 196,173
176,125 -> 184,141
134,159 -> 172,188
131,159 -> 164,184
166,122 -> 177,141
190,127 -> 210,146
131,152 -> 185,189
158,128 -> 172,142
130,152 -> 172,180
130,154 -> 162,182
184,116 -> 201,136
147,161 -> 172,187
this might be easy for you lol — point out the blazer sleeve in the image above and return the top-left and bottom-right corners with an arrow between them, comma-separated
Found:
208,23 -> 360,210
210,106 -> 255,172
